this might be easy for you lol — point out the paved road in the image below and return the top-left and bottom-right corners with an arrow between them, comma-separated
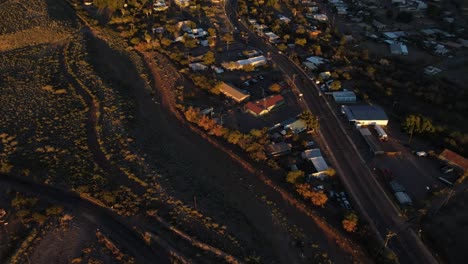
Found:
224,1 -> 438,263
0,173 -> 172,263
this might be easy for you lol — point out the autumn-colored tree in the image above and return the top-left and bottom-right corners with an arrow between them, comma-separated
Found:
184,107 -> 200,123
342,213 -> 358,232
324,168 -> 336,177
286,170 -> 305,184
310,191 -> 328,207
269,83 -> 282,93
203,51 -> 215,65
329,80 -> 342,91
198,115 -> 216,131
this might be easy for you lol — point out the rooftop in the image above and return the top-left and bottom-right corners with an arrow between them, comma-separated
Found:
218,82 -> 250,102
342,105 -> 388,121
245,94 -> 285,115
439,149 -> 468,171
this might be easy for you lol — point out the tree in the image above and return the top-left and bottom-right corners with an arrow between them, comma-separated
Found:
295,38 -> 307,46
286,170 -> 304,184
342,213 -> 358,232
329,80 -> 342,91
310,191 -> 328,207
222,33 -> 234,50
160,38 -> 172,47
277,44 -> 287,51
208,28 -> 216,37
312,44 -> 322,56
243,64 -> 255,72
203,51 -> 215,65
269,83 -> 282,93
324,168 -> 336,177
299,111 -> 319,132
402,115 -> 435,143
184,107 -> 200,123
94,0 -> 125,11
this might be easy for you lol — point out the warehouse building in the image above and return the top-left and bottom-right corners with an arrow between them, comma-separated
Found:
341,105 -> 389,126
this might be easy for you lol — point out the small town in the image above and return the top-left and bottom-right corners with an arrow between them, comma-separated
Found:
0,0 -> 467,263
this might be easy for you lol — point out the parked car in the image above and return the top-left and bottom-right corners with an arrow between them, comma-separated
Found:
416,151 -> 428,157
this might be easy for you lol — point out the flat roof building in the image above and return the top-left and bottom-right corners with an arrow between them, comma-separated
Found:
342,105 -> 389,126
332,91 -> 356,103
218,82 -> 250,103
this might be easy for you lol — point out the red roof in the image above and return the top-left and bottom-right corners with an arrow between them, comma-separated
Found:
439,149 -> 468,170
245,95 -> 285,115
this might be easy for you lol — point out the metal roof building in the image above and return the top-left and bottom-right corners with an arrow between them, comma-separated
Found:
332,91 -> 356,103
218,82 -> 250,103
342,105 -> 389,126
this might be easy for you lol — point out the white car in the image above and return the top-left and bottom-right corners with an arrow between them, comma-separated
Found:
416,151 -> 428,157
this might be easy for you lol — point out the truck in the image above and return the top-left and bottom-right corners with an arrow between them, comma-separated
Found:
374,124 -> 388,141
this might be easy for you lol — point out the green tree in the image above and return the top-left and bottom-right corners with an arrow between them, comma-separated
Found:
299,111 -> 319,132
402,115 -> 436,143
286,170 -> 305,184
203,51 -> 215,65
295,38 -> 307,46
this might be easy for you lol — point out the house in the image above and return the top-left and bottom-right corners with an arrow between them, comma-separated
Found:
342,105 -> 389,126
302,149 -> 329,178
264,32 -> 280,43
153,0 -> 168,11
278,15 -> 291,23
439,149 -> 468,172
211,66 -> 224,74
372,20 -> 386,31
265,142 -> 292,157
424,66 -> 442,75
174,0 -> 190,7
389,42 -> 408,55
284,119 -> 307,134
189,63 -> 208,71
245,95 -> 285,116
332,91 -> 356,103
383,31 -> 406,40
218,82 -> 250,103
236,55 -> 267,69
303,56 -> 328,70
313,14 -> 328,21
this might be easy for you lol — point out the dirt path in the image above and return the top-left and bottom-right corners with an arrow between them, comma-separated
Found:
134,50 -> 367,263
0,173 -> 171,263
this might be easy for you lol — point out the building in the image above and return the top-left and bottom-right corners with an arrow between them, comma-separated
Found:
341,105 -> 389,126
424,66 -> 442,75
153,0 -> 168,11
245,95 -> 285,116
189,63 -> 208,71
265,142 -> 292,157
264,32 -> 280,43
283,119 -> 307,134
218,82 -> 250,103
174,0 -> 190,7
394,192 -> 412,205
389,42 -> 408,55
236,55 -> 267,69
332,91 -> 356,103
439,149 -> 468,171
313,14 -> 328,21
302,149 -> 329,178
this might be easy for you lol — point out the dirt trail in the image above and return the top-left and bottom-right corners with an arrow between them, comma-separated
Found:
0,173 -> 170,263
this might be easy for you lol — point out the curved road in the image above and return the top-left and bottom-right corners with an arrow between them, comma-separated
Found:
224,1 -> 437,263
0,173 -> 172,263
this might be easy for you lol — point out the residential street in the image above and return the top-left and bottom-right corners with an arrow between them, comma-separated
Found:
224,0 -> 438,263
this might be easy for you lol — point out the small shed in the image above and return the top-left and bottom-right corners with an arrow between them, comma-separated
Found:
332,91 -> 356,103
